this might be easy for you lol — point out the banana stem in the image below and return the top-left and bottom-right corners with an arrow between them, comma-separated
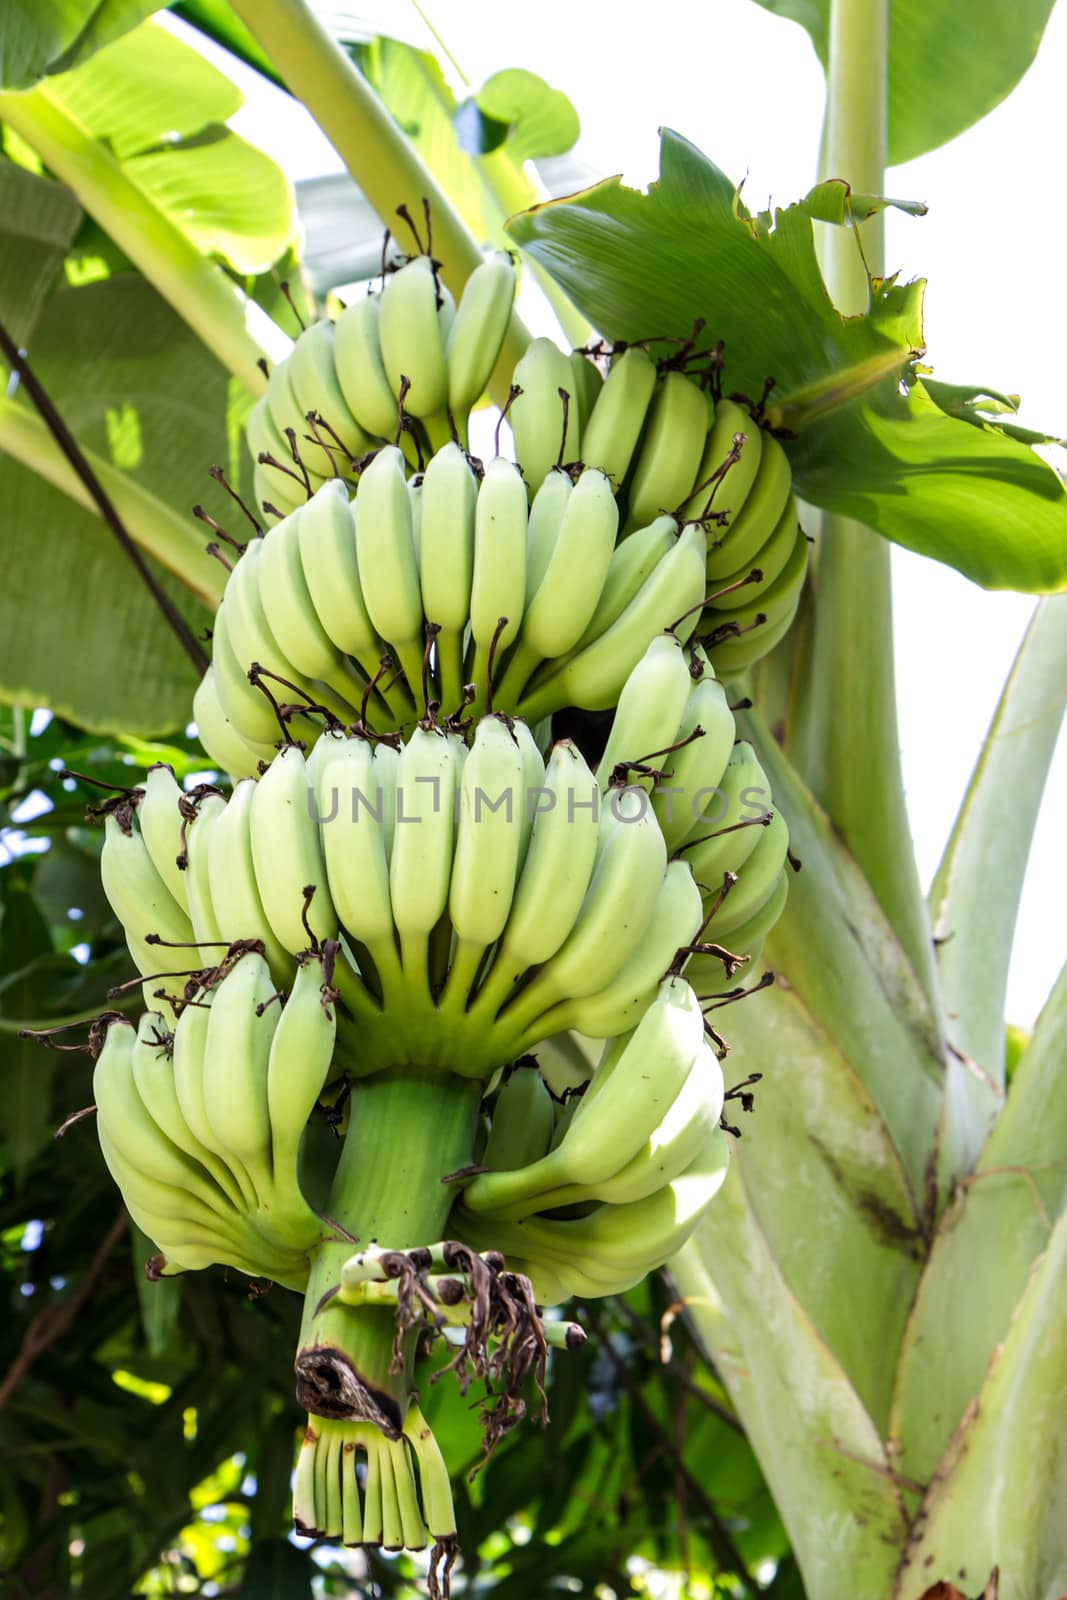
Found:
295,1069 -> 481,1430
0,396 -> 225,609
790,0 -> 940,1009
0,88 -> 280,398
224,0 -> 532,406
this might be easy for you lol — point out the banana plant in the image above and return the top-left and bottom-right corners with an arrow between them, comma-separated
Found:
1,0 -> 1065,1596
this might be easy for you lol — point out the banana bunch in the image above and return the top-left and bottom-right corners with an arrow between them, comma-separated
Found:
310,713 -> 704,1075
92,947 -> 336,1286
454,977 -> 731,1299
541,345 -> 809,674
251,250 -> 517,519
195,447 -> 710,775
292,1404 -> 454,1551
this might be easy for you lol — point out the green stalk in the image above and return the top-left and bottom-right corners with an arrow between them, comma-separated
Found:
295,1069 -> 481,1435
0,395 -> 225,608
791,0 -> 939,1007
224,0 -> 531,402
0,87 -> 275,397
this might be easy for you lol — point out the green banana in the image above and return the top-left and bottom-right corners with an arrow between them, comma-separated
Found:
702,526 -> 809,674
651,659 -> 737,851
289,316 -> 371,466
509,337 -> 581,496
378,256 -> 448,420
443,713 -> 528,1011
680,397 -> 763,526
520,467 -> 619,660
482,1063 -> 557,1173
249,744 -> 337,955
445,250 -> 517,427
192,665 -> 276,780
182,790 -> 227,949
297,477 -> 384,674
266,954 -> 336,1203
313,733 -> 401,996
681,739 -> 775,887
200,946 -> 279,1209
333,291 -> 402,441
206,777 -> 295,985
626,370 -> 708,529
497,794 -> 669,1037
255,499 -> 365,713
136,765 -> 189,907
567,348 -> 604,429
468,455 -> 528,711
388,726 -> 465,1001
417,441 -> 478,713
581,346 -> 658,488
710,806 -> 790,937
353,444 -> 426,701
596,633 -> 694,792
705,428 -> 792,579
129,1010 -> 247,1213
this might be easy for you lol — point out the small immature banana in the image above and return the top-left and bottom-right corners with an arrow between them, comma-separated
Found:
101,812 -> 196,1005
378,256 -> 448,420
136,765 -> 189,907
705,428 -> 792,579
597,633 -> 694,793
256,501 -> 365,713
192,666 -> 276,781
443,714 -> 528,1010
680,397 -> 763,526
417,441 -> 478,713
289,317 -> 371,466
626,370 -> 709,529
333,292 -> 402,441
130,1011 -> 247,1212
388,727 -> 465,999
181,790 -> 227,949
509,337 -> 581,496
520,467 -> 619,660
468,455 -> 528,708
482,1063 -> 557,1174
681,739 -> 774,888
445,250 -> 517,426
498,795 -> 669,1036
353,445 -> 426,698
200,947 -> 279,1208
581,346 -> 658,488
710,806 -> 790,937
266,954 -> 336,1205
651,664 -> 737,851
206,777 -> 295,985
540,858 -> 702,1040
297,478 -> 384,678
567,348 -> 603,428
313,734 -> 400,993
701,526 -> 809,674
250,744 -> 337,955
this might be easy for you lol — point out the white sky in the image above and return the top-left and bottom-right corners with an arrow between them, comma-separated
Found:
176,1 -> 1067,1027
